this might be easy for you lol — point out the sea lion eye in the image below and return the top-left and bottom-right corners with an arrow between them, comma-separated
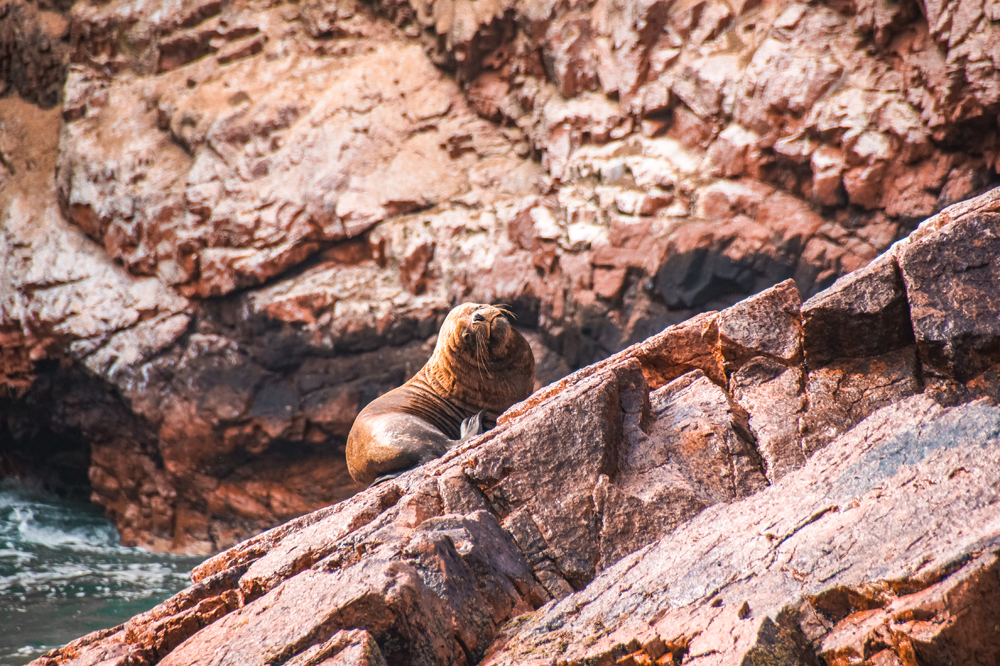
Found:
473,313 -> 486,323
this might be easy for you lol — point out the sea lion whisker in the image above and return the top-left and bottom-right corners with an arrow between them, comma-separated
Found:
483,329 -> 496,378
477,332 -> 493,381
476,346 -> 486,385
494,304 -> 515,320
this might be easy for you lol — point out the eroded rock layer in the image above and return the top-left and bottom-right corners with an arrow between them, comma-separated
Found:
2,0 -> 1000,551
29,188 -> 1000,666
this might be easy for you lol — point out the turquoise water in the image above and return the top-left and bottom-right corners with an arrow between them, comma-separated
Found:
0,482 -> 205,665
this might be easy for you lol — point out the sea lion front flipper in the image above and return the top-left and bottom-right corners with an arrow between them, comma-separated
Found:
371,471 -> 404,486
459,410 -> 484,441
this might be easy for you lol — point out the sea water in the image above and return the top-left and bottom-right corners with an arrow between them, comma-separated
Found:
0,481 -> 205,665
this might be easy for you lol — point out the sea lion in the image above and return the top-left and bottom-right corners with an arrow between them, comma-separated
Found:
346,303 -> 535,486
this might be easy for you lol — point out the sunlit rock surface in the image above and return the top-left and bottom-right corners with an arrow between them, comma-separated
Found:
28,189 -> 1000,665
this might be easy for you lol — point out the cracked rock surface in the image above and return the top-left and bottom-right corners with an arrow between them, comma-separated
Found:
3,0 -> 1000,552
29,188 -> 1000,665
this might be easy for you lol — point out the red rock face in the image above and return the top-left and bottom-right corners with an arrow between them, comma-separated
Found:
29,189 -> 1000,666
2,0 -> 999,553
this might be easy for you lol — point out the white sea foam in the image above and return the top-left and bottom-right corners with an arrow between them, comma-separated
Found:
0,482 -> 205,665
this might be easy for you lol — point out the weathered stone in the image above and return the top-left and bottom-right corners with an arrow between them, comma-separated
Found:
646,371 -> 767,502
235,484 -> 405,600
800,347 -> 921,455
653,218 -> 794,312
57,30 -> 529,297
707,124 -> 761,178
816,550 -> 1000,666
545,12 -> 600,99
157,508 -> 542,666
462,360 -> 636,588
801,255 -> 914,368
736,29 -> 844,133
0,0 -> 70,107
595,368 -> 768,565
502,310 -> 725,421
810,146 -> 846,206
730,357 -> 806,481
284,629 -> 386,666
898,199 -> 1000,381
717,279 -> 803,373
480,396 -> 1000,665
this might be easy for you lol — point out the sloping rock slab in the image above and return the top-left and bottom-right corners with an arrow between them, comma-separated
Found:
482,394 -> 1000,665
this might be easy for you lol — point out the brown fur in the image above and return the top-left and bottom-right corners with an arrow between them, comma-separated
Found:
345,303 -> 535,485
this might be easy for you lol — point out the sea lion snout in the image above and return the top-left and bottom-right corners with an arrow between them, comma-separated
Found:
453,304 -> 514,357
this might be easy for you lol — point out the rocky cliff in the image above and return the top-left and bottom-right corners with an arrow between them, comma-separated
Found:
29,187 -> 1000,666
2,0 -> 1000,554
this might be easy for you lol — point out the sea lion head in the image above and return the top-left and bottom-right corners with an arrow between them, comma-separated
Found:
425,303 -> 535,412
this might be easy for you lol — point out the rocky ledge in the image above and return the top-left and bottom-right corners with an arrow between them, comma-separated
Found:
31,188 -> 1000,665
